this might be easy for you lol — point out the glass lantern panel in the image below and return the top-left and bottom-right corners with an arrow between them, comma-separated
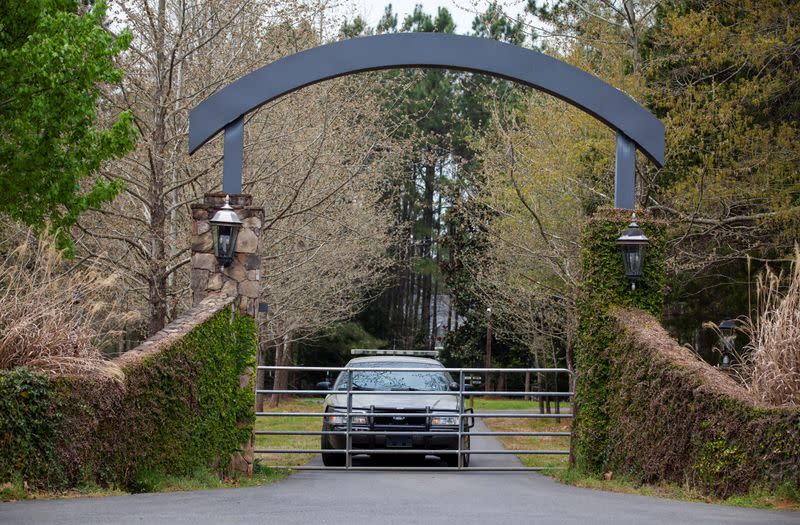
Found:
622,246 -> 645,279
212,224 -> 239,266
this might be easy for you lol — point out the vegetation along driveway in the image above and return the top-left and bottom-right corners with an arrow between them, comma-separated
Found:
1,422 -> 796,525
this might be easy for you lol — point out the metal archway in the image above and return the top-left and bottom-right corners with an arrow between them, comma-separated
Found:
188,33 -> 664,209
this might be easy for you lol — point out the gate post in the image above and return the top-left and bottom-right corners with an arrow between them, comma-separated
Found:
572,208 -> 666,473
191,192 -> 264,477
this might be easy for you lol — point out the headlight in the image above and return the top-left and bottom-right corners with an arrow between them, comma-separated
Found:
326,414 -> 347,425
430,416 -> 459,426
326,411 -> 368,425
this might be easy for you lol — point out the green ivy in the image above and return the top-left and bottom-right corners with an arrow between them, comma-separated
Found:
573,209 -> 667,473
112,305 -> 256,487
0,368 -> 64,487
604,309 -> 800,497
0,304 -> 257,491
572,209 -> 800,498
694,437 -> 745,490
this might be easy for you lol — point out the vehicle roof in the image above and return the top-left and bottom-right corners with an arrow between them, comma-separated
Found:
345,356 -> 444,366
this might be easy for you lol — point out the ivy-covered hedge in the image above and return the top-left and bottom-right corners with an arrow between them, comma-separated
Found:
573,208 -> 667,473
574,208 -> 799,497
0,369 -> 62,486
0,298 -> 256,490
605,308 -> 800,497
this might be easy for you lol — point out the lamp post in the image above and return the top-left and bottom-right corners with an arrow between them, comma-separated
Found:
615,213 -> 650,290
719,319 -> 737,368
485,307 -> 492,393
209,194 -> 242,270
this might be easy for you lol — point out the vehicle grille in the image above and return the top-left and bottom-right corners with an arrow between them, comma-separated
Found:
372,408 -> 427,430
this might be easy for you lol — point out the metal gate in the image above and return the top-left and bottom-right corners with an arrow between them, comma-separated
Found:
255,365 -> 572,471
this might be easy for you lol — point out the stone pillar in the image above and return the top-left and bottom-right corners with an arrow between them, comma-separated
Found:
190,192 -> 263,316
572,208 -> 667,473
191,192 -> 263,477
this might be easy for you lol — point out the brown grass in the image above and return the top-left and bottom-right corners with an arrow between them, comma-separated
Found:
0,230 -> 133,378
741,246 -> 800,406
482,415 -> 571,469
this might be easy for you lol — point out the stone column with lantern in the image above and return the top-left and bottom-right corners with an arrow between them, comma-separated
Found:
190,192 -> 263,315
190,192 -> 264,476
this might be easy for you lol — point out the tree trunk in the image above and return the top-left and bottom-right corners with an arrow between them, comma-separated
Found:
420,162 -> 435,348
146,0 -> 169,335
524,371 -> 531,401
431,280 -> 438,349
267,333 -> 291,408
255,338 -> 270,412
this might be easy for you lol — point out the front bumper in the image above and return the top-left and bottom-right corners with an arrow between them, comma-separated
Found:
325,428 -> 461,451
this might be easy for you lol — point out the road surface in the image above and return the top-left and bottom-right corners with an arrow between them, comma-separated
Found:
1,421 -> 796,524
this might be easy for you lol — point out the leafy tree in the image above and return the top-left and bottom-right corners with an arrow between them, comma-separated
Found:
644,0 -> 799,264
640,0 -> 800,343
359,5 -> 461,349
340,15 -> 370,38
356,3 -> 533,360
0,0 -> 136,250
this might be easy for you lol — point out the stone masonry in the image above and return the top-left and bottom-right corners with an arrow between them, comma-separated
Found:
190,192 -> 264,316
191,192 -> 264,477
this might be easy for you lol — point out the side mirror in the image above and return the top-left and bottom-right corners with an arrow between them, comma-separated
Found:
315,381 -> 332,391
449,382 -> 474,392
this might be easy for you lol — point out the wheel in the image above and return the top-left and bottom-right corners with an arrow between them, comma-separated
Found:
321,427 -> 345,467
443,436 -> 470,468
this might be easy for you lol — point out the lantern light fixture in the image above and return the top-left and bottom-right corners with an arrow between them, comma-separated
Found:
615,213 -> 650,290
719,319 -> 737,368
209,194 -> 242,270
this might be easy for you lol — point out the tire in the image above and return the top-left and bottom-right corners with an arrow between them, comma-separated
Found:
321,427 -> 345,467
443,435 -> 470,468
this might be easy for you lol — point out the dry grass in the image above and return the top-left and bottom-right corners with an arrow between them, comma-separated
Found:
0,230 -> 133,378
741,246 -> 800,406
482,413 -> 571,469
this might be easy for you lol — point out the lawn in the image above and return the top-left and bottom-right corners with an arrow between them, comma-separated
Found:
470,396 -> 572,412
0,467 -> 288,502
255,397 -> 325,468
471,397 -> 571,469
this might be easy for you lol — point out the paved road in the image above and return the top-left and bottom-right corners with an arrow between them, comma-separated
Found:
2,421 -> 796,524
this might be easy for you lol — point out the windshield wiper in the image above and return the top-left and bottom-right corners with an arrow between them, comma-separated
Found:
350,383 -> 374,391
390,387 -> 420,391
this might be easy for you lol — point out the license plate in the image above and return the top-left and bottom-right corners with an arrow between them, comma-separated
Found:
386,435 -> 412,448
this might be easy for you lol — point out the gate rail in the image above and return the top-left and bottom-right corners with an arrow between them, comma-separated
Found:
255,366 -> 572,471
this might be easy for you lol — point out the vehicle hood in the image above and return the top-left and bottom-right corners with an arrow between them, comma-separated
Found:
324,392 -> 459,411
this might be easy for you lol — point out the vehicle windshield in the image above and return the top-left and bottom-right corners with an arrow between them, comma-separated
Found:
334,361 -> 452,392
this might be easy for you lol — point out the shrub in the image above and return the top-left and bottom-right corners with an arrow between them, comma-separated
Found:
0,300 -> 256,491
0,368 -> 63,488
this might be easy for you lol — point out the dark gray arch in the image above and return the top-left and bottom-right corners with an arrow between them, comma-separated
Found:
188,33 -> 664,209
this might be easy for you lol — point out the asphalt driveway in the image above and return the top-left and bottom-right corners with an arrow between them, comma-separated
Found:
2,421 -> 796,525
